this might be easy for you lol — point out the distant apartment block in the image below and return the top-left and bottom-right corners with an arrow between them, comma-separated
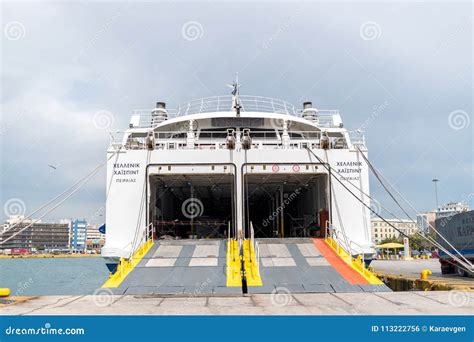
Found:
71,219 -> 88,251
86,224 -> 105,252
371,218 -> 418,244
0,216 -> 70,251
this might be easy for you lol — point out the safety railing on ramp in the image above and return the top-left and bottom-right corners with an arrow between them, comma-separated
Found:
103,223 -> 154,288
250,222 -> 260,269
226,221 -> 242,287
242,222 -> 262,286
325,221 -> 382,285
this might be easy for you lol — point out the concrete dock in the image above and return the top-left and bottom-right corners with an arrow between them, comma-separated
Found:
373,259 -> 446,278
1,291 -> 472,315
372,259 -> 474,291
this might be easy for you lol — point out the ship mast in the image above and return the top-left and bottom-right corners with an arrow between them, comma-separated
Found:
228,74 -> 242,117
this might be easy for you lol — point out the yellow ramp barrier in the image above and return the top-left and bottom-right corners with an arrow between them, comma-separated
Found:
226,239 -> 242,287
102,239 -> 154,288
242,240 -> 263,286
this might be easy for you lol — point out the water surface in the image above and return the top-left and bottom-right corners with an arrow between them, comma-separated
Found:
0,258 -> 109,296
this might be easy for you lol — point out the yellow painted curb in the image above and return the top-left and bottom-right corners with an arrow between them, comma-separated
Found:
226,239 -> 242,287
102,239 -> 154,288
325,237 -> 383,285
242,240 -> 263,286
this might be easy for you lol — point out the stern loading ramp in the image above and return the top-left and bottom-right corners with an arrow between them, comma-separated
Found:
110,239 -> 240,295
104,237 -> 390,294
248,238 -> 389,294
104,166 -> 389,294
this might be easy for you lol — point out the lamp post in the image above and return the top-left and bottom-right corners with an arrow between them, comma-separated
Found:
432,178 -> 439,212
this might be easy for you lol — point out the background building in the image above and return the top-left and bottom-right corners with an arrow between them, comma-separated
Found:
416,211 -> 437,234
371,218 -> 418,244
436,202 -> 469,219
0,215 -> 70,251
86,224 -> 105,253
70,219 -> 87,251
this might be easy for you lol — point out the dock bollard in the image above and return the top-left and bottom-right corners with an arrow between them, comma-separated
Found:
420,269 -> 432,280
0,288 -> 11,297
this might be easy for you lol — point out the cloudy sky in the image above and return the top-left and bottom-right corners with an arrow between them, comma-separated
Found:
1,1 -> 472,224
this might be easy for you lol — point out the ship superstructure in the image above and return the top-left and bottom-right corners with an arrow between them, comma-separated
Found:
102,87 -> 374,270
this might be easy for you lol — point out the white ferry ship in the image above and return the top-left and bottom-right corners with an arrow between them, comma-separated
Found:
101,81 -> 385,294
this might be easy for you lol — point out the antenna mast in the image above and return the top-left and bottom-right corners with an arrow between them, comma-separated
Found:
228,73 -> 242,117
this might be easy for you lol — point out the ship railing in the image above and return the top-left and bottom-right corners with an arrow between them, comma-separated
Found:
249,221 -> 260,269
121,130 -> 328,150
130,95 -> 344,128
153,130 -> 322,140
175,95 -> 300,117
116,129 -> 355,150
326,221 -> 358,261
131,96 -> 298,119
325,221 -> 353,257
132,110 -> 343,129
325,221 -> 368,272
227,221 -> 239,263
138,222 -> 153,255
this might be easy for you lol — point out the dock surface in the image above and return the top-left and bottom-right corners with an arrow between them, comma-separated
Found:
112,238 -> 390,295
1,291 -> 472,315
373,259 -> 474,290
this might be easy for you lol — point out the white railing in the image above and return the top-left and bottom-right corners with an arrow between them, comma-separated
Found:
349,239 -> 365,256
133,110 -> 344,129
123,130 -> 330,151
176,95 -> 299,117
325,220 -> 367,272
123,222 -> 153,259
325,221 -> 353,257
136,222 -> 153,257
115,129 -> 366,151
130,95 -> 346,128
132,96 -> 298,119
250,221 -> 260,268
